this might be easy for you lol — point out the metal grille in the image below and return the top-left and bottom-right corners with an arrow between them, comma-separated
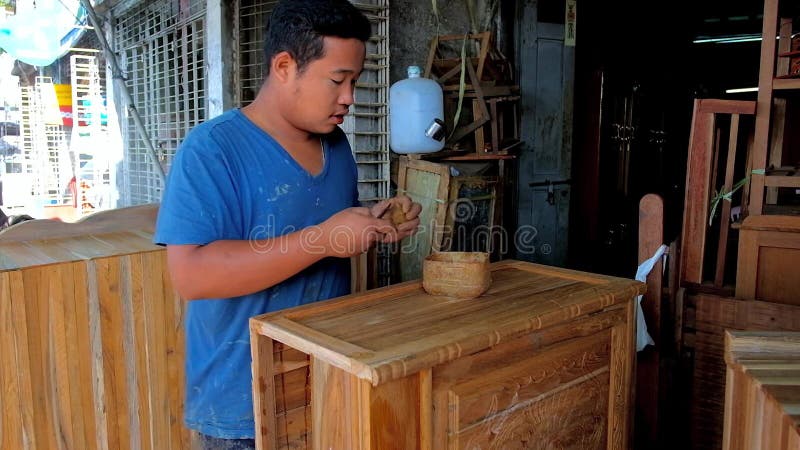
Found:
112,0 -> 207,205
19,77 -> 71,206
234,0 -> 390,203
71,54 -> 114,214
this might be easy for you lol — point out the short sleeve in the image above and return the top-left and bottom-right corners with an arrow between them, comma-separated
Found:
154,129 -> 242,246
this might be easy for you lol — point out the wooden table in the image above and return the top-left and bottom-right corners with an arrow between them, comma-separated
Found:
723,331 -> 800,450
250,260 -> 645,449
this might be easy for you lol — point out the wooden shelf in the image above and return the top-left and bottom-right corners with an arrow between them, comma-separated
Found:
437,154 -> 516,161
773,77 -> 800,90
765,174 -> 800,188
778,50 -> 800,58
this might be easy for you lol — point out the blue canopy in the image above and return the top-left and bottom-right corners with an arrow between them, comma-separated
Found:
0,1 -> 88,67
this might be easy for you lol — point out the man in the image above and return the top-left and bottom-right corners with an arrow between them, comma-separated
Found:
154,1 -> 421,447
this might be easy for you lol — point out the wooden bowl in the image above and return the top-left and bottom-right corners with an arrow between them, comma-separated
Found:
422,252 -> 491,299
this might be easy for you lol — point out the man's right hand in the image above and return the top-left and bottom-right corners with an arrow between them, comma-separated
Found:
316,207 -> 397,258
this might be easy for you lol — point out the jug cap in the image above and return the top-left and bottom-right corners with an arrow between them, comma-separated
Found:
407,65 -> 422,78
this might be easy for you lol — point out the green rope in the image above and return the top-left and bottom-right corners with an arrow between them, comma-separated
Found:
708,169 -> 766,226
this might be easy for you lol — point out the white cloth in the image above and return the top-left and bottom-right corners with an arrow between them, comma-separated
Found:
634,244 -> 668,351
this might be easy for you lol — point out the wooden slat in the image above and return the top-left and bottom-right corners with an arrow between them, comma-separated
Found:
94,258 -> 128,449
51,263 -> 76,448
24,266 -> 58,450
129,253 -> 153,450
697,99 -> 757,115
141,253 -> 169,449
251,332 -> 277,450
681,99 -> 716,284
0,271 -> 24,450
748,0 -> 780,215
637,193 -> 664,447
715,114 -> 740,287
608,298 -> 637,449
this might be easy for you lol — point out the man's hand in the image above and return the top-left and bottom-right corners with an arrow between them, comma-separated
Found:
317,207 -> 397,257
370,195 -> 422,243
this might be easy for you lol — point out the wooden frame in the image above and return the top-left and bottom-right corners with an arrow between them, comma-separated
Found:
424,31 -> 492,89
397,157 -> 451,280
680,99 -> 755,286
442,176 -> 498,253
747,0 -> 800,215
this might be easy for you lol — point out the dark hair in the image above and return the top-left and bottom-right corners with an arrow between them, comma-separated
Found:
264,0 -> 372,75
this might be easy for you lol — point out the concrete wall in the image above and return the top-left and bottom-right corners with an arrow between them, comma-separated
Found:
389,0 -> 496,84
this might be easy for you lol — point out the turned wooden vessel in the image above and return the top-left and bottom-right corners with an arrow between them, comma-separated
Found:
422,251 -> 491,299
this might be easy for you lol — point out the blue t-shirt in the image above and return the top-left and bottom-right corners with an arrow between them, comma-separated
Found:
154,109 -> 358,438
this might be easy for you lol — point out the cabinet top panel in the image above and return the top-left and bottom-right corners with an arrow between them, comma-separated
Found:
251,260 -> 645,385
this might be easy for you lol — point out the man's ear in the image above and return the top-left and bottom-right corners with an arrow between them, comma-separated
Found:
270,51 -> 296,83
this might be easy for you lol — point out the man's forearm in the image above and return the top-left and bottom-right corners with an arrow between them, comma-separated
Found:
167,228 -> 328,300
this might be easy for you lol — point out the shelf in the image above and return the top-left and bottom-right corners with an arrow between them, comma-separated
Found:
773,77 -> 800,90
778,50 -> 800,58
437,154 -> 516,161
765,175 -> 800,188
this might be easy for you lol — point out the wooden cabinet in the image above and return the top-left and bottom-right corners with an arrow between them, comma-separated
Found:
250,260 -> 645,449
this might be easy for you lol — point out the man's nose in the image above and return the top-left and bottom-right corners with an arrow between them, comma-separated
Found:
339,84 -> 355,106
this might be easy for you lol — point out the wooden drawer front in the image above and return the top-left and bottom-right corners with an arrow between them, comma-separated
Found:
433,325 -> 615,450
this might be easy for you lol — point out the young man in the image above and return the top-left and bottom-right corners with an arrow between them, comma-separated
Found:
154,1 -> 421,447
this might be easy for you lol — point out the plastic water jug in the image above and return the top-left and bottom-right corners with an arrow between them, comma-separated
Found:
389,66 -> 445,154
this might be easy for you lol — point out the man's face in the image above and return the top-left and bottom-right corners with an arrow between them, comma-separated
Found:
285,36 -> 366,135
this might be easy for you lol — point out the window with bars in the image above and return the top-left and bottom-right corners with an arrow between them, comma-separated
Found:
112,0 -> 207,206
234,0 -> 390,203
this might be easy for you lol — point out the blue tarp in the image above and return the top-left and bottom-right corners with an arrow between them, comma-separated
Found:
0,1 -> 88,67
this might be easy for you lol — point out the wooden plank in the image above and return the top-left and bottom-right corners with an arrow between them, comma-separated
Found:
748,0 -> 780,215
157,251 -> 185,450
450,331 -> 611,428
697,99 -> 757,115
419,369 -> 432,450
311,358 -> 370,450
681,100 -> 715,284
370,374 -> 419,448
140,253 -> 169,450
637,193 -> 663,447
454,371 -> 610,449
607,298 -> 636,449
50,263 -> 76,448
129,253 -> 152,450
73,261 -> 99,450
24,266 -> 58,450
0,271 -> 24,450
715,114 -> 740,287
95,257 -> 129,449
10,269 -> 38,449
766,98 -> 786,204
251,331 -> 277,450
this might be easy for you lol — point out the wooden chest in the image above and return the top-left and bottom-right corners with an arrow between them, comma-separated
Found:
249,260 -> 645,449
